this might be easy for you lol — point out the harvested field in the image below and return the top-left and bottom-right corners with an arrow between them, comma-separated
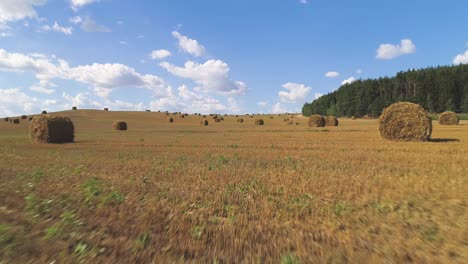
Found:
0,110 -> 466,263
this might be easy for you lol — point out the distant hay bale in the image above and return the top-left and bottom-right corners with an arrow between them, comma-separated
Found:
255,119 -> 264,125
30,115 -> 74,143
235,115 -> 238,117
438,111 -> 459,125
250,115 -> 254,118
113,121 -> 127,131
168,117 -> 174,123
201,120 -> 209,126
295,122 -> 300,125
325,116 -> 339,126
270,116 -> 274,119
21,115 -> 27,120
237,118 -> 244,123
283,118 -> 290,122
41,110 -> 47,114
146,109 -> 151,112
214,118 -> 221,123
166,112 -> 170,115
351,116 -> 356,120
104,108 -> 109,111
287,120 -> 294,125
180,115 -> 185,119
72,106 -> 77,110
220,117 -> 224,121
378,102 -> 432,142
12,119 -> 20,124
28,116 -> 33,121
4,117 -> 9,122
203,115 -> 206,118
308,115 -> 325,127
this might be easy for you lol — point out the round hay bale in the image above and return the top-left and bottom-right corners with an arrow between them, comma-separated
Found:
104,108 -> 109,111
201,120 -> 209,126
165,112 -> 170,115
203,115 -> 207,118
146,109 -> 151,112
325,116 -> 339,126
283,118 -> 290,122
4,117 -> 9,122
351,116 -> 356,120
237,118 -> 244,123
220,117 -> 224,121
12,119 -> 20,124
438,111 -> 459,125
254,119 -> 264,125
21,115 -> 27,120
72,106 -> 77,110
287,120 -> 294,125
308,115 -> 325,127
180,115 -> 185,119
28,116 -> 33,121
168,117 -> 174,123
214,118 -> 221,123
113,121 -> 127,131
378,102 -> 432,142
41,110 -> 47,114
270,116 -> 274,119
30,115 -> 74,143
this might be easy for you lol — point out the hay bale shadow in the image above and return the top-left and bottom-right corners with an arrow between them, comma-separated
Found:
430,138 -> 460,143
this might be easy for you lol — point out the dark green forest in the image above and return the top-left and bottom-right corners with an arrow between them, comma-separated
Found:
302,64 -> 468,117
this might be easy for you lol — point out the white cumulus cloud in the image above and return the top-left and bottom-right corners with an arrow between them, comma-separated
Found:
0,0 -> 46,23
341,77 -> 356,85
70,0 -> 99,11
172,31 -> 206,57
278,82 -> 311,103
160,60 -> 247,96
376,39 -> 416,60
41,21 -> 73,35
69,16 -> 82,24
81,17 -> 110,32
453,50 -> 468,65
150,49 -> 172,60
325,71 -> 339,78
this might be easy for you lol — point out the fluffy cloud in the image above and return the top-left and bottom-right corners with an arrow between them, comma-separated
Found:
0,88 -> 41,116
257,101 -> 268,107
150,49 -> 172,60
172,31 -> 206,57
272,102 -> 287,114
376,39 -> 416,60
314,93 -> 323,100
150,85 -> 232,114
70,0 -> 99,11
0,49 -> 171,98
69,16 -> 82,24
160,60 -> 247,96
41,21 -> 73,35
325,71 -> 339,78
278,82 -> 310,103
453,50 -> 468,65
30,85 -> 54,94
0,0 -> 46,23
81,17 -> 110,32
341,77 -> 356,85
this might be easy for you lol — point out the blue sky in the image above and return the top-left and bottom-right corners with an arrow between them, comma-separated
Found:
0,0 -> 467,116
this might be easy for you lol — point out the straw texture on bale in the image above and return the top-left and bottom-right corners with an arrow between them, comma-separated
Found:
325,116 -> 339,126
308,115 -> 325,127
255,119 -> 264,125
201,120 -> 209,126
113,121 -> 127,131
378,102 -> 432,142
168,117 -> 174,123
438,111 -> 459,125
30,115 -> 74,143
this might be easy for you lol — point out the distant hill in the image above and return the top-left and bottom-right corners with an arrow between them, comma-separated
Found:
302,64 -> 468,117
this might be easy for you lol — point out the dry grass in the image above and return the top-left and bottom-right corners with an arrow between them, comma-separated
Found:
0,110 -> 466,263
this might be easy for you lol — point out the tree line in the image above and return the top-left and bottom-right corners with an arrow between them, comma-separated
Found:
302,64 -> 468,117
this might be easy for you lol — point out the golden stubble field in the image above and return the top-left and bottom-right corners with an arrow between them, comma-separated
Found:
0,110 -> 467,263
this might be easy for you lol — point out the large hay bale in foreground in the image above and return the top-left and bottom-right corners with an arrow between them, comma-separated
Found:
438,111 -> 459,125
378,102 -> 432,142
113,121 -> 127,131
255,119 -> 264,125
308,115 -> 325,127
325,116 -> 339,126
30,115 -> 74,143
201,120 -> 209,126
